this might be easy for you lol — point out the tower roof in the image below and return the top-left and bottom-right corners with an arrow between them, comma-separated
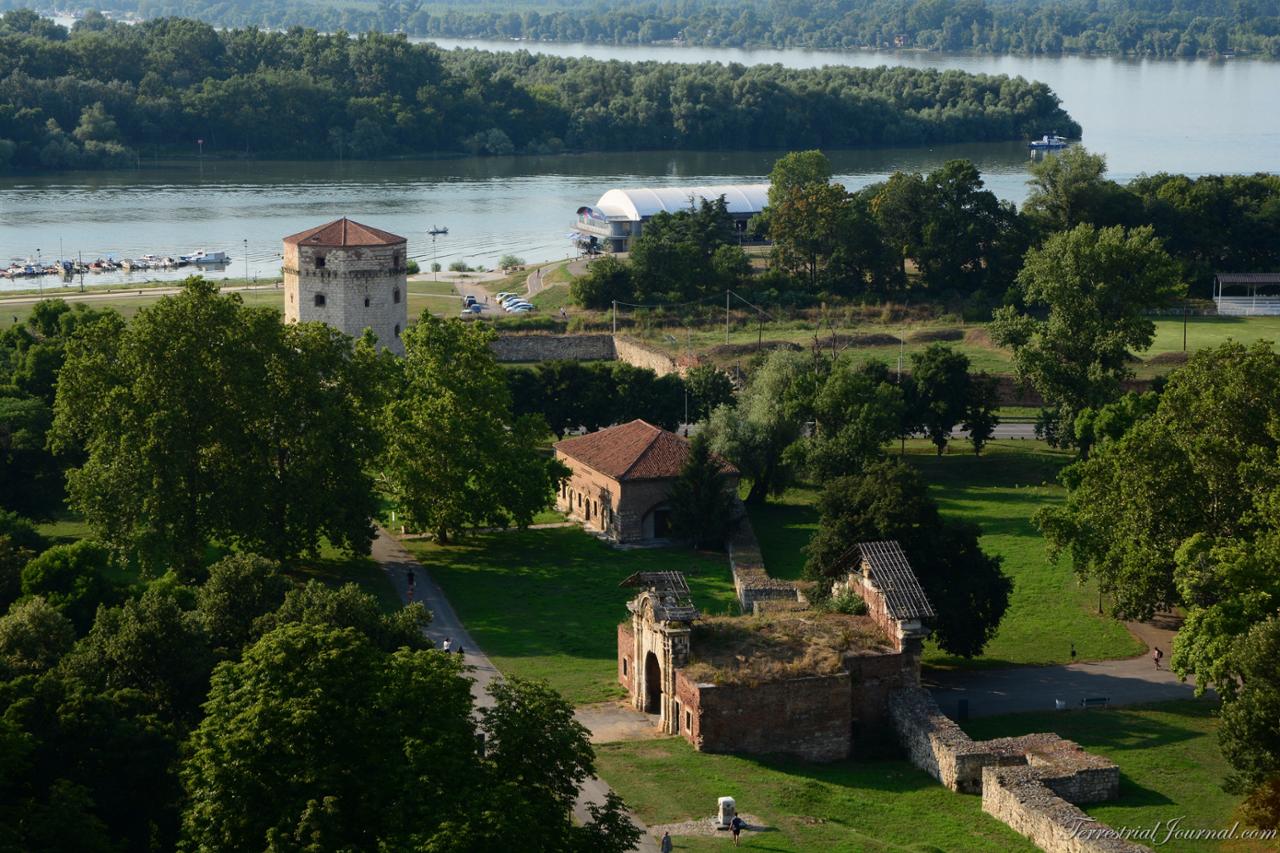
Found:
283,218 -> 405,248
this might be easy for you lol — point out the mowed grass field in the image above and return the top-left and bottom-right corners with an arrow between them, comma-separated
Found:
747,440 -> 1143,669
403,527 -> 739,704
598,700 -> 1250,852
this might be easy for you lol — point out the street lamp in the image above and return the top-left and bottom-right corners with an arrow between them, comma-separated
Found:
243,238 -> 249,284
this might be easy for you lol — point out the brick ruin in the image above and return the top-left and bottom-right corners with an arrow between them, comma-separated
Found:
615,543 -> 1153,853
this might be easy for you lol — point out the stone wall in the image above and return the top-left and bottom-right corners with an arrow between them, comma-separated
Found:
983,766 -> 1148,853
726,505 -> 805,613
613,336 -> 681,376
618,623 -> 635,693
284,241 -> 408,355
490,333 -> 616,363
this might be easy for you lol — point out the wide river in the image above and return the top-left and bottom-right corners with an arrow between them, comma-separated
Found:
1,37 -> 1277,287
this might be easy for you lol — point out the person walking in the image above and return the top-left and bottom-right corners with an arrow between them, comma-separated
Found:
660,830 -> 672,853
730,815 -> 745,846
1152,646 -> 1163,670
456,644 -> 465,657
442,637 -> 452,653
1070,642 -> 1076,662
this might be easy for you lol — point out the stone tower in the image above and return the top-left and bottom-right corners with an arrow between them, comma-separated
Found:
282,218 -> 409,356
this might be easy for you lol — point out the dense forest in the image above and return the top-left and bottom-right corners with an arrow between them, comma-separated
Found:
0,9 -> 1082,171
23,0 -> 1280,58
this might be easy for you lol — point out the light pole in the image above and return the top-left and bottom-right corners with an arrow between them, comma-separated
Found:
243,238 -> 249,284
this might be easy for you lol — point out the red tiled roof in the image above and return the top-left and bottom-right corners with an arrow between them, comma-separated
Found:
282,218 -> 405,247
554,420 -> 737,481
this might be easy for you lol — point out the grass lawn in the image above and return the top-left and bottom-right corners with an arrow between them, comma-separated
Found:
746,439 -> 1142,668
963,700 -> 1266,852
596,737 -> 1037,852
531,283 -> 572,312
403,527 -> 739,704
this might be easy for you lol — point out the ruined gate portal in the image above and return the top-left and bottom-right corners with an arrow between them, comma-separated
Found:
620,572 -> 697,735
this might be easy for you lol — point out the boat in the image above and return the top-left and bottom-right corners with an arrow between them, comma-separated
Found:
1028,133 -> 1070,150
179,249 -> 229,264
427,226 -> 448,236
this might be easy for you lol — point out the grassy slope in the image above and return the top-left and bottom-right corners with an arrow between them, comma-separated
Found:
963,701 -> 1265,852
747,440 -> 1142,668
403,527 -> 739,704
597,737 -> 1037,852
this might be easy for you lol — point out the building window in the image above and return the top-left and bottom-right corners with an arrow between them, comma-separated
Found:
394,324 -> 401,337
314,293 -> 326,307
314,255 -> 326,269
622,658 -> 628,676
674,702 -> 681,732
364,296 -> 370,308
685,710 -> 692,731
393,288 -> 401,304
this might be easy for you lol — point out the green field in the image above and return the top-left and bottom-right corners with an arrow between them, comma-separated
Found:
746,440 -> 1143,669
598,700 -> 1246,852
403,527 -> 739,704
597,737 -> 1036,852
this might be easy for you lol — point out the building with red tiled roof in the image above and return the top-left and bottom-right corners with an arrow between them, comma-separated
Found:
554,420 -> 738,542
282,218 -> 409,355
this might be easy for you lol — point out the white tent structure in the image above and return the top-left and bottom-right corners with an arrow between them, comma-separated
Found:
1214,273 -> 1280,316
573,184 -> 769,253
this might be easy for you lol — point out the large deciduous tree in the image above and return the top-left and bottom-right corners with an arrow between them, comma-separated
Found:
910,344 -> 975,456
383,313 -> 567,542
990,223 -> 1183,447
666,432 -> 738,549
51,278 -> 384,577
804,459 -> 1011,658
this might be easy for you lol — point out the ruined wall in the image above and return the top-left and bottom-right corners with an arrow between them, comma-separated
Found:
983,767 -> 1148,853
726,507 -> 804,612
690,673 -> 853,762
613,336 -> 680,376
490,333 -> 616,363
844,651 -> 919,753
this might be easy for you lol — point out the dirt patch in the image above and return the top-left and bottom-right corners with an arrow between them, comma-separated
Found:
964,327 -> 1000,349
684,613 -> 888,686
1146,351 -> 1190,366
908,327 -> 964,343
826,332 -> 902,347
649,814 -> 769,839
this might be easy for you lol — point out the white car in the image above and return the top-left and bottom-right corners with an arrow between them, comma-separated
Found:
505,302 -> 532,311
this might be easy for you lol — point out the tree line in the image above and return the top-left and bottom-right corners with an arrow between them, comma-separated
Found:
0,9 -> 1081,171
46,0 -> 1280,59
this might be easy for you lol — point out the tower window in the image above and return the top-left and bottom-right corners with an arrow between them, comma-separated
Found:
364,297 -> 370,308
314,293 -> 326,307
314,255 -> 326,269
393,288 -> 401,304
394,324 -> 401,337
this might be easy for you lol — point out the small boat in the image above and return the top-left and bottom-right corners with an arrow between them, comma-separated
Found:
428,226 -> 448,236
1028,133 -> 1070,150
180,249 -> 229,264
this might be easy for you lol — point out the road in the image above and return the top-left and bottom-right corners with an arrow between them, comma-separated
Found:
0,281 -> 281,308
370,528 -> 657,852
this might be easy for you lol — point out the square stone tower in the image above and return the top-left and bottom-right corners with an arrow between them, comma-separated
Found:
282,218 -> 409,355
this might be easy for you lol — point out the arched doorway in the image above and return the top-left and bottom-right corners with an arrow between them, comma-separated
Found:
644,651 -> 662,714
642,504 -> 672,539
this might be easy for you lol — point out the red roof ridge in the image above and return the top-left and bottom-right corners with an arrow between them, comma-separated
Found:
282,217 -> 405,247
615,419 -> 665,480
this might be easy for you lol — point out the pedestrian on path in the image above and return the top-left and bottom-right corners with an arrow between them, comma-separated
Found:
456,644 -> 465,657
442,637 -> 452,653
1153,646 -> 1163,670
660,830 -> 672,852
1070,642 -> 1076,662
730,815 -> 745,845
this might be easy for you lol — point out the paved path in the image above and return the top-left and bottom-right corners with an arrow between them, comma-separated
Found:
370,528 -> 657,852
927,614 -> 1211,718
0,281 -> 281,307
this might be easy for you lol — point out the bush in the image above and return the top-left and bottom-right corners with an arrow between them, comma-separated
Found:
492,315 -> 565,332
431,262 -> 441,272
448,261 -> 473,273
405,259 -> 420,274
499,255 -> 525,270
830,588 -> 868,615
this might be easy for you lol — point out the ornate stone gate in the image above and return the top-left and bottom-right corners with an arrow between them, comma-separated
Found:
619,572 -> 697,735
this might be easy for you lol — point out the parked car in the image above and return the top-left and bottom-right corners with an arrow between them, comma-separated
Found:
505,302 -> 532,311
463,294 -> 476,306
495,291 -> 513,301
460,304 -> 483,315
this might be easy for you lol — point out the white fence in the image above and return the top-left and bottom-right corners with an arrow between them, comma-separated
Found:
1215,296 -> 1280,316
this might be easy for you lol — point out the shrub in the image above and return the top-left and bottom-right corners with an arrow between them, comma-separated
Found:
830,588 -> 868,615
448,261 -> 473,273
405,259 -> 420,274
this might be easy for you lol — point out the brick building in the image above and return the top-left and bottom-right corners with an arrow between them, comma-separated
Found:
553,420 -> 738,543
282,218 -> 409,355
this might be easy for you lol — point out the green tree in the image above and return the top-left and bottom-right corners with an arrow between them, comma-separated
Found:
1218,616 -> 1280,830
683,364 -> 735,422
51,279 -> 382,576
704,350 -> 815,504
383,314 -> 567,542
253,580 -> 431,654
20,540 -> 116,634
1023,146 -> 1111,233
196,553 -> 290,655
766,149 -> 833,209
666,432 -> 738,548
804,459 -> 1011,657
910,344 -> 972,455
801,357 -> 903,478
570,255 -> 634,310
0,595 -> 75,677
991,224 -> 1183,446
962,372 -> 1001,456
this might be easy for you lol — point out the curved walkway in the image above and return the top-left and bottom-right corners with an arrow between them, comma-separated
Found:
926,614 -> 1211,718
370,528 -> 657,852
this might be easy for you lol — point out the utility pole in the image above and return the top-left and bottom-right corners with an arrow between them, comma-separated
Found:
1183,304 -> 1188,352
725,290 -> 730,345
612,300 -> 617,335
243,238 -> 249,283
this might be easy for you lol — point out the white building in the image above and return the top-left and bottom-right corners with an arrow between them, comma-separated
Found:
573,184 -> 770,253
282,218 -> 409,355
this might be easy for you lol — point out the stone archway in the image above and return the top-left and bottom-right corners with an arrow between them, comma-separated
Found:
644,651 -> 662,713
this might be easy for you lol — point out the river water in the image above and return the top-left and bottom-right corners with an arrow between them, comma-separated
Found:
1,37 -> 1276,289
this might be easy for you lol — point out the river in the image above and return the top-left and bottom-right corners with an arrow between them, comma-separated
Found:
1,37 -> 1276,289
